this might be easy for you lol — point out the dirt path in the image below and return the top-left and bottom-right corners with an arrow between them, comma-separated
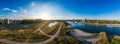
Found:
34,21 -> 51,37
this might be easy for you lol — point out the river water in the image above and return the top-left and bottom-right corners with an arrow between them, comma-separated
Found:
67,22 -> 120,40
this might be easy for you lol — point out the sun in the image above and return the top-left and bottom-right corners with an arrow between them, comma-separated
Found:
39,12 -> 51,20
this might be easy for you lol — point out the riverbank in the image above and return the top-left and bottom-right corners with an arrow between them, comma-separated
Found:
70,28 -> 112,44
70,29 -> 99,44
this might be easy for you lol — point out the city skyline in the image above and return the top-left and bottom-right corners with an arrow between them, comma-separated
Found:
0,0 -> 120,20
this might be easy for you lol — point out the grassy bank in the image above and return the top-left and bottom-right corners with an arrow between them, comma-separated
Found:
108,38 -> 120,44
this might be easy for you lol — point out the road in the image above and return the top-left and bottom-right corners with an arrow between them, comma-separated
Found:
34,21 -> 52,37
0,22 -> 63,44
42,23 -> 63,44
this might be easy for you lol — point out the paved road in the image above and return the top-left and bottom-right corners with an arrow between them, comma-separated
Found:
0,23 -> 63,44
38,28 -> 51,37
42,23 -> 63,44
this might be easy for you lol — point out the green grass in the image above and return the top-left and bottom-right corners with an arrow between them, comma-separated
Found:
0,29 -> 49,43
109,38 -> 120,44
0,42 -> 7,44
68,36 -> 82,44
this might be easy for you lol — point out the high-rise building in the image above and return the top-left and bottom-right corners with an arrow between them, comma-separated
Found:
4,19 -> 10,24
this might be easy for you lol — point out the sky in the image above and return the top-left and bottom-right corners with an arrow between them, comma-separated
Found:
0,0 -> 120,20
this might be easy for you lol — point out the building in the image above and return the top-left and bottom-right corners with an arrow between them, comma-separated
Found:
4,19 -> 10,24
4,19 -> 22,24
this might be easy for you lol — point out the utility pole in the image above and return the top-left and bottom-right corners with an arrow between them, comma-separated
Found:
84,18 -> 86,23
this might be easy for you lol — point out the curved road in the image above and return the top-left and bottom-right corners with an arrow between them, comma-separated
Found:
34,21 -> 51,37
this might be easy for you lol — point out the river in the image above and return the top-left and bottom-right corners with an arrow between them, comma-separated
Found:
67,22 -> 120,40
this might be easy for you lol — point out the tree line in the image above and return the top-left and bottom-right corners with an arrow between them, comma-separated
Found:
84,20 -> 120,24
0,19 -> 42,25
20,19 -> 42,24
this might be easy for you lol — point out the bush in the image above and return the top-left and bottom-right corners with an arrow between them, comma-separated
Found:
0,19 -> 3,25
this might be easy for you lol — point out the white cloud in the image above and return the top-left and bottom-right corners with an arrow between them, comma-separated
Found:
11,10 -> 18,13
2,8 -> 18,13
2,8 -> 10,11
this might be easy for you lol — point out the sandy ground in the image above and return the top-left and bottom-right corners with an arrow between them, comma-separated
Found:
70,29 -> 99,44
74,29 -> 96,36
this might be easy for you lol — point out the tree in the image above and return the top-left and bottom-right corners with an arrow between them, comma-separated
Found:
0,19 -> 3,25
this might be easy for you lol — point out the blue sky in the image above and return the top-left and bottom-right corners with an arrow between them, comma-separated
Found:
0,0 -> 120,20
